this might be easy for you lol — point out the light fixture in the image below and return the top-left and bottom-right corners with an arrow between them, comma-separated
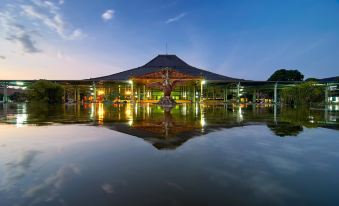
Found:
98,91 -> 105,95
125,90 -> 131,95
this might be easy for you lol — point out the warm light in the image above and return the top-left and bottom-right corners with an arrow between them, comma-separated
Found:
98,103 -> 105,124
125,90 -> 131,95
98,90 -> 105,95
128,80 -> 133,85
201,80 -> 206,85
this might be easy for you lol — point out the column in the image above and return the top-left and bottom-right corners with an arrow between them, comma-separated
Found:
143,85 -> 146,101
200,81 -> 204,102
74,88 -> 77,102
138,87 -> 141,102
274,82 -> 278,104
237,82 -> 240,102
93,83 -> 97,103
274,104 -> 277,124
193,85 -> 196,103
324,83 -> 329,104
77,88 -> 80,102
224,88 -> 228,102
130,81 -> 134,102
3,82 -> 8,103
252,89 -> 256,103
63,87 -> 66,103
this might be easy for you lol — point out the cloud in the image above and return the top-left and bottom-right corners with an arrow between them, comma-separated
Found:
102,9 -> 115,21
23,164 -> 81,204
0,56 -> 6,59
21,0 -> 84,40
59,0 -> 64,5
1,150 -> 42,191
0,1 -> 83,54
7,30 -> 41,53
0,11 -> 42,53
165,12 -> 186,24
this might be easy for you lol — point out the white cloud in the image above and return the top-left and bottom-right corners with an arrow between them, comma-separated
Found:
102,9 -> 114,21
0,1 -> 84,54
165,12 -> 186,24
21,0 -> 84,40
23,164 -> 81,204
69,28 -> 85,40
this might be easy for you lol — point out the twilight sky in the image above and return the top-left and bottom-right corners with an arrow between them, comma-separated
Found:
0,0 -> 338,80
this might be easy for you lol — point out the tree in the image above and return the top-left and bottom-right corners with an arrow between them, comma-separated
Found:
280,81 -> 324,105
9,92 -> 27,102
268,69 -> 304,81
26,80 -> 64,103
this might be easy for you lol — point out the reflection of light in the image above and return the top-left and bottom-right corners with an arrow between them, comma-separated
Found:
147,91 -> 150,98
16,104 -> 27,127
16,81 -> 24,86
237,107 -> 243,122
98,103 -> 104,124
200,117 -> 206,127
125,90 -> 131,95
200,104 -> 205,128
201,80 -> 206,85
182,104 -> 187,115
90,103 -> 94,119
128,80 -> 133,85
146,103 -> 150,116
98,90 -> 105,95
125,103 -> 133,126
16,114 -> 28,127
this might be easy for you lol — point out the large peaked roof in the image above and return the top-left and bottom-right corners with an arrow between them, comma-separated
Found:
89,54 -> 243,81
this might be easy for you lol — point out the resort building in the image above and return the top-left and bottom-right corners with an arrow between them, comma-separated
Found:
1,54 -> 338,104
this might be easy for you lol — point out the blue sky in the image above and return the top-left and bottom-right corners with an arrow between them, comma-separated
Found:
0,0 -> 338,80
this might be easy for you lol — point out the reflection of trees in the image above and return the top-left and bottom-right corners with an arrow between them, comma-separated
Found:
26,103 -> 91,125
279,106 -> 324,128
267,122 -> 303,137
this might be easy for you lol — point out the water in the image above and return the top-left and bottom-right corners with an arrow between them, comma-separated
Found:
0,103 -> 338,206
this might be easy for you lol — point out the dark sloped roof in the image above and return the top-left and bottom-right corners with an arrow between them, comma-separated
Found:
318,76 -> 339,83
89,54 -> 243,81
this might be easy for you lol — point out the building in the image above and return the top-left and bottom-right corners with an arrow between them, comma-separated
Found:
1,54 -> 338,104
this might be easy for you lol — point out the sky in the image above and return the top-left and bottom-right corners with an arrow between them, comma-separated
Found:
0,0 -> 338,80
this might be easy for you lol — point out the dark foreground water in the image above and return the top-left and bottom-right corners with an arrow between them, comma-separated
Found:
0,103 -> 338,206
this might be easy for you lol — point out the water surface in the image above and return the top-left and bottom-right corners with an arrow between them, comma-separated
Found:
0,103 -> 338,206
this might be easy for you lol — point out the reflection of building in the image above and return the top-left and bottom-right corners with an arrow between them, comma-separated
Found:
1,103 -> 338,149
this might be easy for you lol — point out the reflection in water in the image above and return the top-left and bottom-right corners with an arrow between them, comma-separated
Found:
0,103 -> 339,205
0,103 -> 338,149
